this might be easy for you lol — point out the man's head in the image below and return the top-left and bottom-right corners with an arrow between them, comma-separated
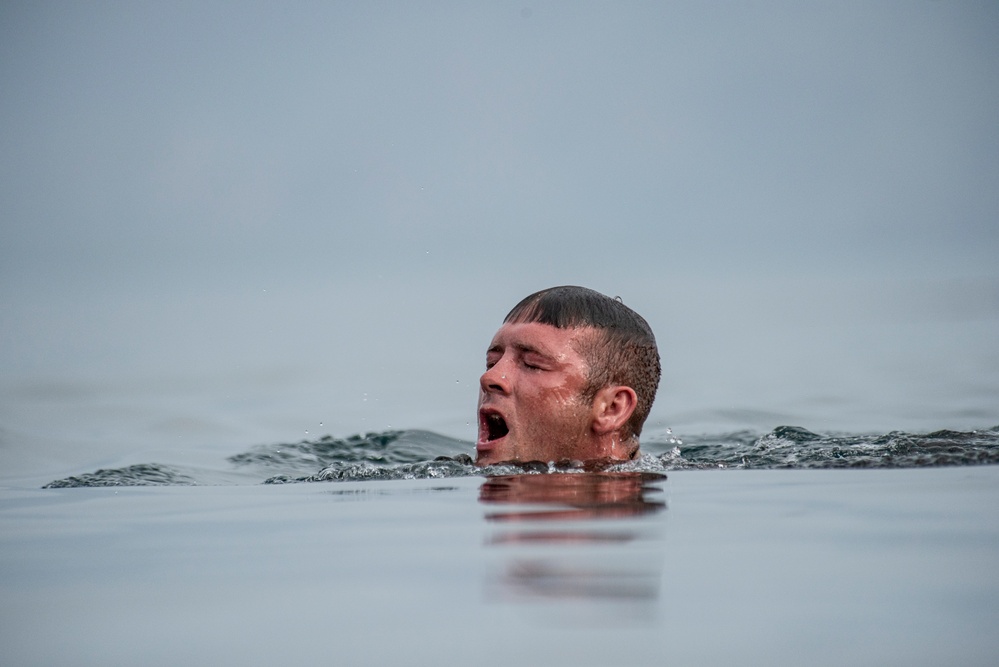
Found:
475,286 -> 661,466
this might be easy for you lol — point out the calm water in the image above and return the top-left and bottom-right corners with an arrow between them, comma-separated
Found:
3,424 -> 999,666
2,275 -> 998,665
2,467 -> 997,666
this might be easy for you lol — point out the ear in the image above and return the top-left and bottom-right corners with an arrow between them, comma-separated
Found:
591,385 -> 638,435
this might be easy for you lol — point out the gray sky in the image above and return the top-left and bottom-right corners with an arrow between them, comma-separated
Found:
3,2 -> 997,290
2,2 -> 998,446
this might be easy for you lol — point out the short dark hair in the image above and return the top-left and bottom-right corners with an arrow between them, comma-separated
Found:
504,286 -> 661,439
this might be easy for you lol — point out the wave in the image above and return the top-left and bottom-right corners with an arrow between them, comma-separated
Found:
42,463 -> 199,488
41,425 -> 999,488
647,425 -> 999,469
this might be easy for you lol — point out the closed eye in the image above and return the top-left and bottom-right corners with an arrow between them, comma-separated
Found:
521,352 -> 552,371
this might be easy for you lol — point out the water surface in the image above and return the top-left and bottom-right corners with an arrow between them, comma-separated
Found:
3,466 -> 996,666
38,424 -> 999,488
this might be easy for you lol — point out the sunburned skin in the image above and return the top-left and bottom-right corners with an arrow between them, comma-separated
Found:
474,322 -> 637,466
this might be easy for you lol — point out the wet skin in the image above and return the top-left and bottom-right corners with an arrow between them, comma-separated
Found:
475,322 -> 605,466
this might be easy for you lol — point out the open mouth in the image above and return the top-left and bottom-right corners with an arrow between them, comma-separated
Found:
480,410 -> 509,443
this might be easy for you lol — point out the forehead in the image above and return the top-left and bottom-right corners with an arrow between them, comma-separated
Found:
488,322 -> 596,357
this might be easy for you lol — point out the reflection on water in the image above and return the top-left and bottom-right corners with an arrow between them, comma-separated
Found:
479,472 -> 668,616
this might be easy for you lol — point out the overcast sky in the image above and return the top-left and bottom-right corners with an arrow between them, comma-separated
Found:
2,2 -> 997,443
3,1 -> 997,290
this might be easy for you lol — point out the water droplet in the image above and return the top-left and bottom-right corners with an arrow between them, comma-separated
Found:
614,295 -> 623,303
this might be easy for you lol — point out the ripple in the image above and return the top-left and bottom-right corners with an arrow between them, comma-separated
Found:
42,425 -> 999,487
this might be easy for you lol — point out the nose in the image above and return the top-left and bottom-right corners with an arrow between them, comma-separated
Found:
480,359 -> 511,395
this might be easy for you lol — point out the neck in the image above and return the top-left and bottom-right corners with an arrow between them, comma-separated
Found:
603,433 -> 640,461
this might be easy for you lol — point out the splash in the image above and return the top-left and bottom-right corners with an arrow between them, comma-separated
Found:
647,425 -> 999,470
41,425 -> 999,487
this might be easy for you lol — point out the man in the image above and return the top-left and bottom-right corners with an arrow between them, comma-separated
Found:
475,286 -> 661,466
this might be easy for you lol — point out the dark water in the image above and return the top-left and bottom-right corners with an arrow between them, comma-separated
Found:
43,424 -> 999,488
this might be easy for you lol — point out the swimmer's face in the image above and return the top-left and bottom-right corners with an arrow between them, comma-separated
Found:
475,322 -> 598,466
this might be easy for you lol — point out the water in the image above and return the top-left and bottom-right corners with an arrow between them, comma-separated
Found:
3,317 -> 998,666
37,424 -> 999,488
7,426 -> 998,664
3,466 -> 997,666
2,274 -> 998,665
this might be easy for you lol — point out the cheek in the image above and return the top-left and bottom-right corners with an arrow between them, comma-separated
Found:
534,391 -> 590,432
547,385 -> 589,412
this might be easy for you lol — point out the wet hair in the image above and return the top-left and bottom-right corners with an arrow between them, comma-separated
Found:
504,286 -> 661,439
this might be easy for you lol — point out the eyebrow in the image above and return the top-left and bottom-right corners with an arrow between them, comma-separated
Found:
487,342 -> 557,364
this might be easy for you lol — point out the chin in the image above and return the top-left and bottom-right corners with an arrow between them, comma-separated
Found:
475,437 -> 519,467
474,447 -> 506,467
